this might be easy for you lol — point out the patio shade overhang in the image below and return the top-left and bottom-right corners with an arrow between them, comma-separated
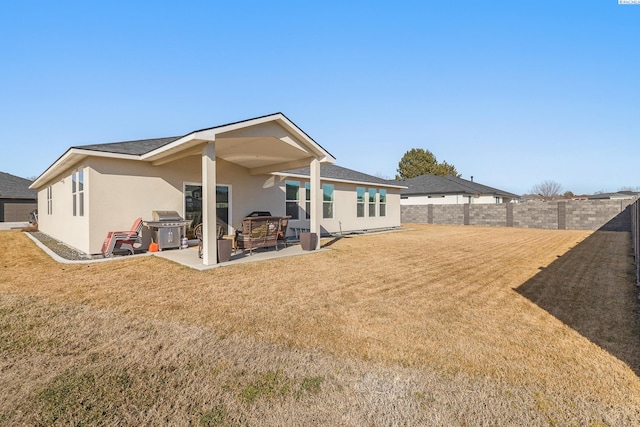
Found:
143,113 -> 336,172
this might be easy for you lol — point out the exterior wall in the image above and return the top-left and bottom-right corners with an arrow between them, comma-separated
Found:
37,165 -> 90,252
401,199 -> 633,230
38,155 -> 402,254
274,177 -> 401,235
400,194 -> 500,205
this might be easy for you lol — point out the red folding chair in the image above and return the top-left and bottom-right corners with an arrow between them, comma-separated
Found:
100,217 -> 143,257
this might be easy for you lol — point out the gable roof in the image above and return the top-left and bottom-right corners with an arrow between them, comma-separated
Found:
393,174 -> 518,198
0,171 -> 37,199
278,165 -> 405,188
31,113 -> 336,189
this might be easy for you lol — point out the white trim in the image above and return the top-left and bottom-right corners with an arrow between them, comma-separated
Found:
30,148 -> 140,189
183,181 -> 233,235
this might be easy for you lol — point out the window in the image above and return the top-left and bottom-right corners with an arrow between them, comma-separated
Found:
356,187 -> 365,218
72,169 -> 84,216
379,189 -> 387,217
285,181 -> 300,219
368,188 -> 376,217
46,186 -> 52,215
495,196 -> 501,204
323,184 -> 334,219
305,182 -> 311,219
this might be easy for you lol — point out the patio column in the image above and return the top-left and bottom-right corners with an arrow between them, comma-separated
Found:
310,158 -> 321,250
202,141 -> 217,265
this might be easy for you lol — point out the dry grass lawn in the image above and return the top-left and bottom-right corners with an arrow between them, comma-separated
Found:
1,224 -> 640,425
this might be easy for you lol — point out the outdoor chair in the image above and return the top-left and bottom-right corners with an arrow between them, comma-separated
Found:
100,217 -> 143,257
194,223 -> 225,259
277,216 -> 291,248
235,216 -> 280,255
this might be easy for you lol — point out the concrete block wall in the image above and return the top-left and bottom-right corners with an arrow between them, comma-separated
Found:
469,204 -> 507,227
432,205 -> 465,225
512,202 -> 558,229
401,199 -> 634,231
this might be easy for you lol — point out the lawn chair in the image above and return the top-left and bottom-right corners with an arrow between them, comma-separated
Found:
100,217 -> 143,258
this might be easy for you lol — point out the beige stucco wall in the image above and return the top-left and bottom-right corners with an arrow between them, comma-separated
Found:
38,155 -> 401,254
275,177 -> 401,235
37,165 -> 90,253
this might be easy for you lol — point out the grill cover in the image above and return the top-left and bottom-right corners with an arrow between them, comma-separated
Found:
152,210 -> 183,222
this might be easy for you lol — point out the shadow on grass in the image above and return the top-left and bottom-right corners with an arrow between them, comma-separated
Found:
515,206 -> 640,376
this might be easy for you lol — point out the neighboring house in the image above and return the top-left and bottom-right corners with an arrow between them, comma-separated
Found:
393,174 -> 518,205
588,191 -> 640,200
30,113 -> 403,265
0,171 -> 37,222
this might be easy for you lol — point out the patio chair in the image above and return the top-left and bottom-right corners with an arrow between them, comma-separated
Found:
100,217 -> 143,258
235,216 -> 280,255
277,216 -> 291,248
194,223 -> 225,259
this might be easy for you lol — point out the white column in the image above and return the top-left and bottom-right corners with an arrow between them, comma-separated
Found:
202,141 -> 217,265
310,158 -> 321,250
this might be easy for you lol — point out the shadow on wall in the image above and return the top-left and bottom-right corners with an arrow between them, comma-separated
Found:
515,206 -> 640,376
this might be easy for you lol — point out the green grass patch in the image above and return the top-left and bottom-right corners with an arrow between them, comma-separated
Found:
240,370 -> 291,403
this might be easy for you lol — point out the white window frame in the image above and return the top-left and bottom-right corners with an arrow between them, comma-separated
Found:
356,187 -> 365,218
323,183 -> 334,219
305,182 -> 311,219
285,180 -> 300,220
72,169 -> 84,217
368,188 -> 377,217
379,189 -> 387,217
46,185 -> 52,215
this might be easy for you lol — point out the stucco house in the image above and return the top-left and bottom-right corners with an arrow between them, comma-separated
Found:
394,174 -> 518,205
30,113 -> 403,265
0,171 -> 37,222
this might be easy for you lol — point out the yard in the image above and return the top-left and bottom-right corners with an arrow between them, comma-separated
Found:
1,224 -> 640,425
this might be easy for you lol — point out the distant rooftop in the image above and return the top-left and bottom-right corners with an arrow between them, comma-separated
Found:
391,174 -> 518,198
0,171 -> 37,199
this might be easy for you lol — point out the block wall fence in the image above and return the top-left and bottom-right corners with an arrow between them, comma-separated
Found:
632,198 -> 640,286
401,199 -> 634,231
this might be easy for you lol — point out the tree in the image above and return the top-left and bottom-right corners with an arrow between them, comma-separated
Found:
396,148 -> 460,179
530,180 -> 562,200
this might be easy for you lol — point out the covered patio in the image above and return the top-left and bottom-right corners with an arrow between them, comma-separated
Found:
153,240 -> 329,271
142,113 -> 335,266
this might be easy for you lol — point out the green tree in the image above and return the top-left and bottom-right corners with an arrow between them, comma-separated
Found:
396,148 -> 460,179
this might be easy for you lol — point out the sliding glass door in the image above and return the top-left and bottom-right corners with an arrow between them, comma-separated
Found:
184,184 -> 230,239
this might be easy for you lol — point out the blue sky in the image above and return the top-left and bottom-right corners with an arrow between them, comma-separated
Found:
1,1 -> 638,195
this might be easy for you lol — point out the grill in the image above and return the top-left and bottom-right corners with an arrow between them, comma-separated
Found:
145,211 -> 191,251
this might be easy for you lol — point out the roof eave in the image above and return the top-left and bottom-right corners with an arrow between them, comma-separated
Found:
30,148 -> 140,189
273,172 -> 406,189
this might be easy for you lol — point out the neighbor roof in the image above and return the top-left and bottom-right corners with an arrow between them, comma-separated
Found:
279,165 -> 404,188
393,174 -> 518,198
0,171 -> 37,199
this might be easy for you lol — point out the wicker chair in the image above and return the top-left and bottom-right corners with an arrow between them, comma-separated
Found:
277,216 -> 291,248
194,223 -> 225,259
